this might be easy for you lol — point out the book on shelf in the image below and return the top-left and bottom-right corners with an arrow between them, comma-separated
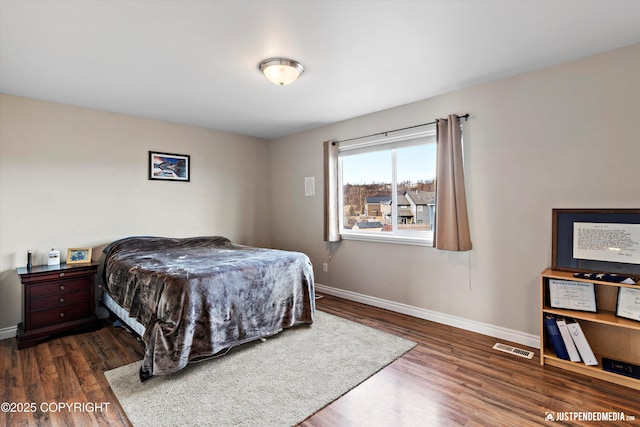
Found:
544,315 -> 569,360
556,317 -> 581,362
602,357 -> 640,380
566,319 -> 598,366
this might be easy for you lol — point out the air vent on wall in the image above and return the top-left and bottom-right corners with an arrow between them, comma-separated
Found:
493,342 -> 534,359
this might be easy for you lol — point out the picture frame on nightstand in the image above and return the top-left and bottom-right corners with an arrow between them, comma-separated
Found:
67,247 -> 92,264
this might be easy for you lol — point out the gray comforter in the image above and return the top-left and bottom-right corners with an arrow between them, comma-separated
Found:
101,236 -> 315,380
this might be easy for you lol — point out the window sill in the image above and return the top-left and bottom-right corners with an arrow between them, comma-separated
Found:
340,232 -> 433,247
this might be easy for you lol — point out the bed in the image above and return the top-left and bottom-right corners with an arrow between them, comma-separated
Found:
98,236 -> 315,381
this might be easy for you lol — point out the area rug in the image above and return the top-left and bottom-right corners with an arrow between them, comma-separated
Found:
105,310 -> 415,427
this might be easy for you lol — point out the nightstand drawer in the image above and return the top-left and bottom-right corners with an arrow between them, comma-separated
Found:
30,290 -> 90,311
30,304 -> 92,329
29,278 -> 89,298
21,268 -> 93,284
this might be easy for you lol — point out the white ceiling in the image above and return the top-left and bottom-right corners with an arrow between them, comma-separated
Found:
1,1 -> 639,140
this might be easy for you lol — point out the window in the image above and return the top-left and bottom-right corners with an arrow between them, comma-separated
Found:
338,126 -> 437,245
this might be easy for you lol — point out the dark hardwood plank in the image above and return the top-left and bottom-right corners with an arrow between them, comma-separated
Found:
303,295 -> 640,426
1,294 -> 639,426
1,323 -> 143,427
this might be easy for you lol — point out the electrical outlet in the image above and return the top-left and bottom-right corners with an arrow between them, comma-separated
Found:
322,262 -> 328,272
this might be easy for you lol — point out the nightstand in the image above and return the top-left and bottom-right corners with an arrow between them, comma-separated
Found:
16,262 -> 98,349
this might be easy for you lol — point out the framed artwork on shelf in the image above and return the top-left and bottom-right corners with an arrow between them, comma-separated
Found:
552,209 -> 640,275
616,287 -> 640,322
149,151 -> 190,182
548,278 -> 597,312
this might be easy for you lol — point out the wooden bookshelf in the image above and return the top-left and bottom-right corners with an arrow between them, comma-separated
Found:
540,268 -> 640,390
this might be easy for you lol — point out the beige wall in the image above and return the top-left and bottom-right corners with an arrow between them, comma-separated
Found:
1,44 -> 638,342
0,95 -> 271,331
268,44 -> 640,340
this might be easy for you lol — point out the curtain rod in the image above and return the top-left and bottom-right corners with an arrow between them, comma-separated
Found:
334,113 -> 469,144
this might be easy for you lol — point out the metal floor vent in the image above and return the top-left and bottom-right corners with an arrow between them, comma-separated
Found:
492,343 -> 534,359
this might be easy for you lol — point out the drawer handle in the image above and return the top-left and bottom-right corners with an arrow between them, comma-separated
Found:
59,312 -> 65,318
59,285 -> 65,291
59,297 -> 65,303
59,273 -> 65,277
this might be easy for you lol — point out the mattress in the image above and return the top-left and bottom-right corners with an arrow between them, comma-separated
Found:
101,291 -> 145,337
100,236 -> 315,380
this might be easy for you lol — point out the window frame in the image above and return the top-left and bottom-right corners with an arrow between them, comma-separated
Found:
337,127 -> 437,246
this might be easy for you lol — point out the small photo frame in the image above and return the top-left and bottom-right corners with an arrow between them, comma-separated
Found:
616,287 -> 640,322
149,151 -> 190,181
67,248 -> 92,264
548,279 -> 597,312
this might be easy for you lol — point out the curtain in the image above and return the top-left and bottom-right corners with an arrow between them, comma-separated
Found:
434,114 -> 472,251
323,140 -> 341,242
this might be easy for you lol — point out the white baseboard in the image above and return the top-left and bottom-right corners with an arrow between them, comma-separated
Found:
315,283 -> 540,349
0,326 -> 17,341
0,286 -> 539,348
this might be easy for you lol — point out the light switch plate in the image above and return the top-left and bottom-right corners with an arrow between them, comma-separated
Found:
304,176 -> 315,196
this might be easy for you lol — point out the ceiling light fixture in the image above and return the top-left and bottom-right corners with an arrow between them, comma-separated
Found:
259,58 -> 304,86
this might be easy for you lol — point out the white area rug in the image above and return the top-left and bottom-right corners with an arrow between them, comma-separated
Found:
105,310 -> 415,427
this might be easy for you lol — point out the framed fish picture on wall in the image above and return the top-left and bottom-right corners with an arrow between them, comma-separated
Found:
149,151 -> 190,182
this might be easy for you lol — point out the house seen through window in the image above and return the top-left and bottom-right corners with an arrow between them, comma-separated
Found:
338,128 -> 437,244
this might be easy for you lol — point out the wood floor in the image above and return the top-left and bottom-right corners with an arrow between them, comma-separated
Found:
2,294 -> 639,426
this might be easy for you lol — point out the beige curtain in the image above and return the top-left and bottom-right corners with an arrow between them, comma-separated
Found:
434,115 -> 472,251
323,140 -> 341,242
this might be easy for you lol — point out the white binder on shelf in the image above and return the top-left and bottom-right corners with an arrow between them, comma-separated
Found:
556,318 -> 581,362
566,319 -> 598,366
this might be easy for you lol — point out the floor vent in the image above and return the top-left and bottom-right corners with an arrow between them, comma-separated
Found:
492,343 -> 534,359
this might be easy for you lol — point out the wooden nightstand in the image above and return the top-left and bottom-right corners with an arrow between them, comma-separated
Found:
16,262 -> 99,349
